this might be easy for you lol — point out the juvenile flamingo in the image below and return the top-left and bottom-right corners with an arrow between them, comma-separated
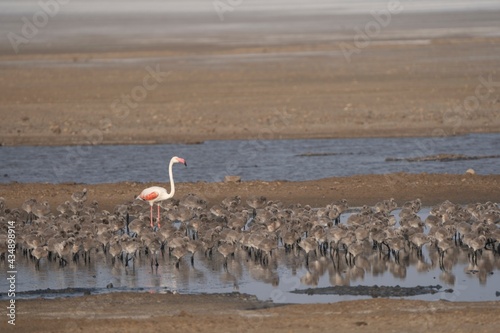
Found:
137,156 -> 187,228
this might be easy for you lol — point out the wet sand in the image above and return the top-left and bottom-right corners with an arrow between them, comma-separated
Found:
1,3 -> 500,332
2,293 -> 500,333
1,173 -> 500,213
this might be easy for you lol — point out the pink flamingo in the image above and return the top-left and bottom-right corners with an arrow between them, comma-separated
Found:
137,156 -> 187,228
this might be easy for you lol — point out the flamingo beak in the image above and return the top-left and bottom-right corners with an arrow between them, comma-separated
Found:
175,157 -> 187,166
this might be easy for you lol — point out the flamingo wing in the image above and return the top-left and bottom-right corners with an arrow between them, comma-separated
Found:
140,191 -> 160,201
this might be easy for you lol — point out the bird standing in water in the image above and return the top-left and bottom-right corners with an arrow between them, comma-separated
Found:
137,156 -> 187,228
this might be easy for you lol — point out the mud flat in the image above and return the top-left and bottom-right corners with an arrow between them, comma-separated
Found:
291,284 -> 447,297
1,8 -> 500,146
1,292 -> 500,333
1,173 -> 500,212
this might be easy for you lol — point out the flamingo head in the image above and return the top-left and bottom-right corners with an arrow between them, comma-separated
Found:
173,156 -> 187,166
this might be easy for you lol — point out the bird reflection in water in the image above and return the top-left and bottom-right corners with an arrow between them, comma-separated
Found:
2,194 -> 500,300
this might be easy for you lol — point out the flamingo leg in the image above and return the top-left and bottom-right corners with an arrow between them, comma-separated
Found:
157,204 -> 161,228
150,205 -> 154,228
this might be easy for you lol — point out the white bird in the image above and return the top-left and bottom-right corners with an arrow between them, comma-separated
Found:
137,156 -> 187,228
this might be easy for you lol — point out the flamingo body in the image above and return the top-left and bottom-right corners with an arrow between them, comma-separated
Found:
139,186 -> 172,202
137,156 -> 187,228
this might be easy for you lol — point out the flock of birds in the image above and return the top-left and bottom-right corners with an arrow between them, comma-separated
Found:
1,156 -> 500,289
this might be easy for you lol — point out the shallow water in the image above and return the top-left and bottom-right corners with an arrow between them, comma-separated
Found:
1,133 -> 499,184
1,208 -> 499,303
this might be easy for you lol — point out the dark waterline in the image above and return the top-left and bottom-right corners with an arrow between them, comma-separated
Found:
0,133 -> 499,184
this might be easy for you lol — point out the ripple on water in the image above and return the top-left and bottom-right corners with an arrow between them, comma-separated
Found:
1,133 -> 500,183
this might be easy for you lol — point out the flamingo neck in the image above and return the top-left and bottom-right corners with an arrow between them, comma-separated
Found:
167,157 -> 176,198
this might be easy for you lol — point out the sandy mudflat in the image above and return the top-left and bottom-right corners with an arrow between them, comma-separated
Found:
1,173 -> 500,213
1,293 -> 500,333
1,35 -> 500,147
1,4 -> 500,332
1,17 -> 500,146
